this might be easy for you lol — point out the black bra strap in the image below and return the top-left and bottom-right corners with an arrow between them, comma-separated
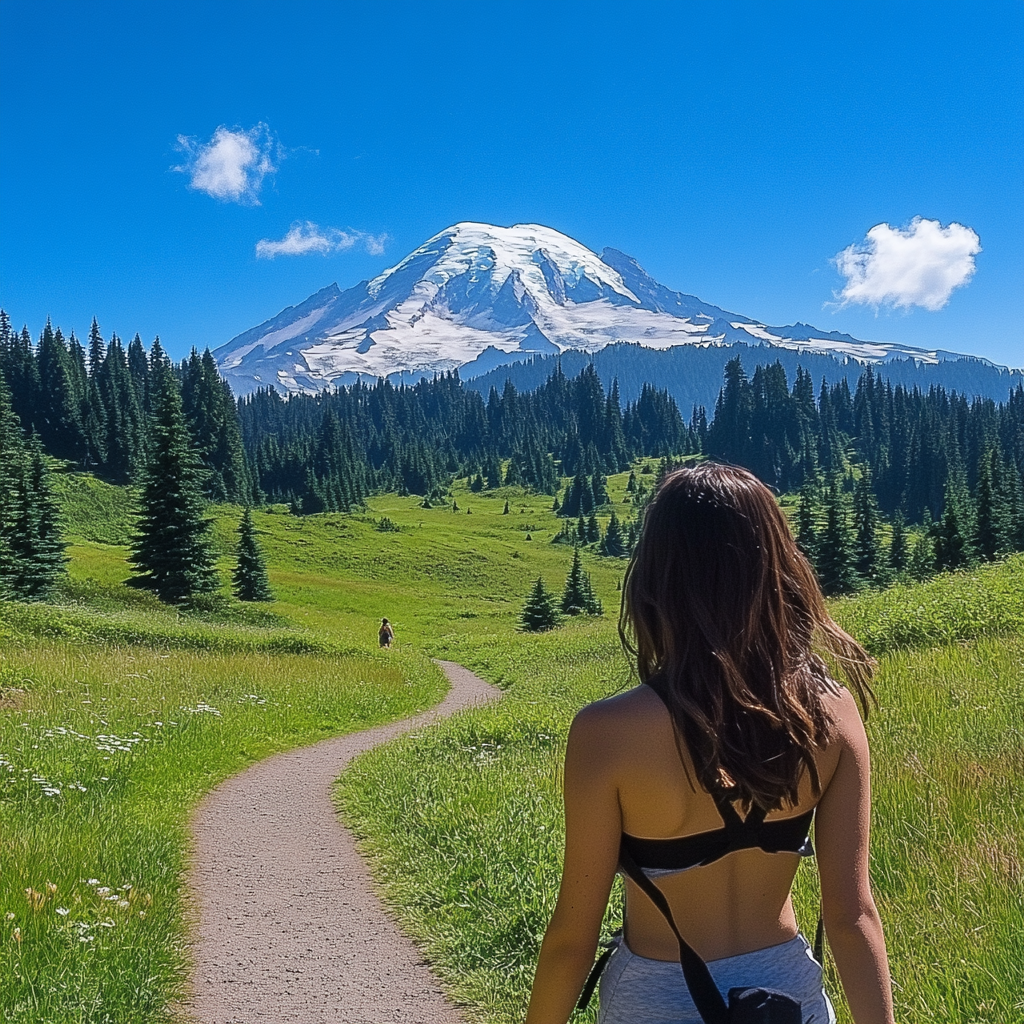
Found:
575,930 -> 619,1011
813,908 -> 825,964
618,843 -> 729,1024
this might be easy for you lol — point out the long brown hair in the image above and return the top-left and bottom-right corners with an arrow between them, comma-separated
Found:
619,462 -> 874,811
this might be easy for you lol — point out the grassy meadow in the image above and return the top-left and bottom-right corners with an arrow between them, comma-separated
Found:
2,463 -> 1022,1021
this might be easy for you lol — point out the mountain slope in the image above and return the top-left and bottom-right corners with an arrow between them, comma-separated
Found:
214,222 -> 968,396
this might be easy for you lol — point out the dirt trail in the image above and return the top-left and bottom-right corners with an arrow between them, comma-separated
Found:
184,660 -> 498,1024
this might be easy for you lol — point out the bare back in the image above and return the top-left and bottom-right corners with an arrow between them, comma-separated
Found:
589,682 -> 849,962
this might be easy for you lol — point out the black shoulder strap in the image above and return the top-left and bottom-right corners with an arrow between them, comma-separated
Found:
618,843 -> 729,1024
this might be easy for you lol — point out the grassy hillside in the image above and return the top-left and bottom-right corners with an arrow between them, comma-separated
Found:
338,557 -> 1024,1023
2,466 -> 1021,1022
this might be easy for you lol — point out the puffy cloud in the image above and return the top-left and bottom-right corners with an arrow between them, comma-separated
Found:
174,124 -> 278,204
834,217 -> 981,311
255,222 -> 388,259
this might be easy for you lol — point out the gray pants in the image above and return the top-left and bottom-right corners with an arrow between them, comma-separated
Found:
598,933 -> 836,1024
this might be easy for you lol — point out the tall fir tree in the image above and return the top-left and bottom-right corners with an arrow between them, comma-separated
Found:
0,381 -> 66,600
17,439 -> 67,597
130,370 -> 217,603
561,546 -> 602,615
972,449 -> 1006,561
852,469 -> 884,585
816,477 -> 858,595
599,510 -> 627,557
0,377 -> 27,598
795,476 -> 820,562
932,488 -> 972,572
232,507 -> 273,602
888,510 -> 909,576
1005,461 -> 1024,552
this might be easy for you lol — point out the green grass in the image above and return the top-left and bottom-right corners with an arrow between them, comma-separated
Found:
832,558 -> 1024,653
0,476 -> 460,1022
3,464 -> 1021,1022
334,537 -> 1024,1019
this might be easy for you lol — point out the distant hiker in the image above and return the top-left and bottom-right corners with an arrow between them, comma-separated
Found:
378,618 -> 394,648
526,463 -> 894,1023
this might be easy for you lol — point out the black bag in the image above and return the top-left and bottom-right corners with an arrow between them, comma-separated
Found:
576,844 -> 803,1024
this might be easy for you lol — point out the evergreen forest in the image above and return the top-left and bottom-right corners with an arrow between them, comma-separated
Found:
3,310 -> 1023,598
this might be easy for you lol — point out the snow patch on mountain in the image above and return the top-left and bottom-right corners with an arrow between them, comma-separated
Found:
214,222 -> 954,397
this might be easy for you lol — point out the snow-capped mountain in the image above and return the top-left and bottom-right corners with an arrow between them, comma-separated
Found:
215,222 -> 956,396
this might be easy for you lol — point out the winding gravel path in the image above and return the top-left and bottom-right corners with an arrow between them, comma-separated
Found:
184,660 -> 499,1024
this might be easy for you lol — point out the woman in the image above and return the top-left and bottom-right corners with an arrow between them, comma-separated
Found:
525,464 -> 894,1023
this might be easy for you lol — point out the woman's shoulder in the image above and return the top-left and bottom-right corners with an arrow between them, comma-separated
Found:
821,684 -> 868,742
573,683 -> 665,724
567,684 -> 671,759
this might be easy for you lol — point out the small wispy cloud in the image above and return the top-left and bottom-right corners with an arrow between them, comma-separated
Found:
255,222 -> 388,259
834,217 -> 981,311
174,123 -> 278,204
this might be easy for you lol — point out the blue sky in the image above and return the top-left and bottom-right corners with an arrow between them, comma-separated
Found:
1,0 -> 1021,367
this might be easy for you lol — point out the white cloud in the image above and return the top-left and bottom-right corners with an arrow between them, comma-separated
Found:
174,124 -> 278,204
255,223 -> 388,259
834,217 -> 980,311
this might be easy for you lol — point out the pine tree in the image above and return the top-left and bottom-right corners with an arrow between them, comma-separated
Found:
933,493 -> 972,572
0,379 -> 28,599
483,452 -> 502,489
562,547 -> 588,614
581,570 -> 603,616
36,320 -> 87,462
20,440 -> 67,597
581,475 -> 596,514
1005,461 -> 1024,552
560,472 -> 585,518
852,469 -> 883,585
561,547 -> 602,615
599,510 -> 627,557
972,450 -> 1005,561
232,507 -> 272,602
520,576 -> 559,632
0,380 -> 65,600
888,510 -> 909,576
907,531 -> 934,581
130,371 -> 218,604
503,499 -> 510,515
816,478 -> 858,595
795,477 -> 819,562
587,512 -> 600,544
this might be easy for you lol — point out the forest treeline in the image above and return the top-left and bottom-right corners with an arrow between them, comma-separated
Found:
2,311 -> 1023,597
0,312 -> 254,503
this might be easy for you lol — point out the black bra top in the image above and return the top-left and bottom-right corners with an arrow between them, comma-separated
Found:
621,679 -> 815,874
621,789 -> 814,875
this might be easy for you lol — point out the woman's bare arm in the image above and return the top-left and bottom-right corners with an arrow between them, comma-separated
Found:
525,705 -> 622,1024
815,689 -> 895,1024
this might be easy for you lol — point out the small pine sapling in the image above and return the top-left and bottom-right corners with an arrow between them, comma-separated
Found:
233,507 -> 273,602
521,576 -> 559,632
